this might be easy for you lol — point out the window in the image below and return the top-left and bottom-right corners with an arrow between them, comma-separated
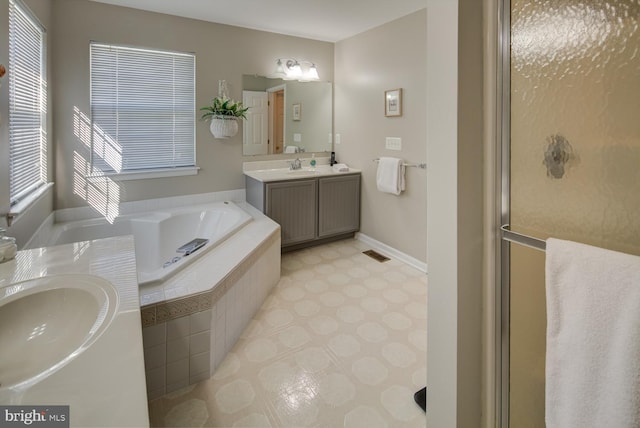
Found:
90,43 -> 196,176
8,0 -> 47,206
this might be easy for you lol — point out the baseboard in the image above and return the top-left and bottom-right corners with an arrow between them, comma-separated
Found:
282,233 -> 355,253
355,233 -> 428,273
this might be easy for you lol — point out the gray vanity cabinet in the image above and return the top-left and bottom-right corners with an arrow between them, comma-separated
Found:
265,179 -> 317,246
245,173 -> 361,249
318,174 -> 360,238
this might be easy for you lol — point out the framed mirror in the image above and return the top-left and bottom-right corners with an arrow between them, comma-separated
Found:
242,74 -> 332,156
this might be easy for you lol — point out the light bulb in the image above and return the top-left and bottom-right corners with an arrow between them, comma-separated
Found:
272,59 -> 287,78
306,64 -> 319,80
289,61 -> 302,79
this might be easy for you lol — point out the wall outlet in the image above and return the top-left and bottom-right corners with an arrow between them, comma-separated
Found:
386,137 -> 402,151
335,134 -> 341,145
293,133 -> 302,143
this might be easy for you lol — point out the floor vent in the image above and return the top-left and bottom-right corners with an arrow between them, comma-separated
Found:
363,249 -> 390,263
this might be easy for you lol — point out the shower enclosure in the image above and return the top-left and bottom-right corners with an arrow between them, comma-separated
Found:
497,0 -> 640,426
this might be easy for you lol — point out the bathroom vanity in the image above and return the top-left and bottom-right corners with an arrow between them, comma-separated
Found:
244,163 -> 361,250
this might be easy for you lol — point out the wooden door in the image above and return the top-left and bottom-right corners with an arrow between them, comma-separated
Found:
271,90 -> 284,154
242,91 -> 268,155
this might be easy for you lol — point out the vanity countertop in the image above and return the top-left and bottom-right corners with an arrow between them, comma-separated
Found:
0,236 -> 149,427
244,160 -> 360,183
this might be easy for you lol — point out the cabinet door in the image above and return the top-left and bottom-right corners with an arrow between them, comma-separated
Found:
318,175 -> 361,238
266,179 -> 317,246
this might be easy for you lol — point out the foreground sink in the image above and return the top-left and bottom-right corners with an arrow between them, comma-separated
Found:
0,274 -> 118,389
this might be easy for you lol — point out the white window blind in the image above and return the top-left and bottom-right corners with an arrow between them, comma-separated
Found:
8,0 -> 47,206
90,43 -> 195,174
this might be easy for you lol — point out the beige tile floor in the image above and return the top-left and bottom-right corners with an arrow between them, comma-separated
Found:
148,238 -> 427,427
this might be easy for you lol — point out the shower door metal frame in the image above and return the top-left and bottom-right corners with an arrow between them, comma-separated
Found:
496,0 -> 512,426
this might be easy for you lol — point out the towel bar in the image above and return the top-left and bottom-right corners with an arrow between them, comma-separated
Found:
500,224 -> 546,252
373,158 -> 427,169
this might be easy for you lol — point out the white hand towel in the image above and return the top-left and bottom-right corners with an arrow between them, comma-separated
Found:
376,157 -> 405,195
545,238 -> 640,428
284,145 -> 298,153
332,163 -> 349,172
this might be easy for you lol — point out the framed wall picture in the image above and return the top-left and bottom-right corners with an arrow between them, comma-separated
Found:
292,103 -> 301,121
384,88 -> 402,117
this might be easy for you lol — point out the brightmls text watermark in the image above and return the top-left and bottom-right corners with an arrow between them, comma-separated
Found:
0,406 -> 69,428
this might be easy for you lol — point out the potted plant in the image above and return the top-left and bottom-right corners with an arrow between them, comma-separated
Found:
200,96 -> 249,139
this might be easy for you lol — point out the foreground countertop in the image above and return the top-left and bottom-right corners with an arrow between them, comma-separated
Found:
0,237 -> 149,427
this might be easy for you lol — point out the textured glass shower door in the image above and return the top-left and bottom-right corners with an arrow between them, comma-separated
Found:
503,0 -> 640,426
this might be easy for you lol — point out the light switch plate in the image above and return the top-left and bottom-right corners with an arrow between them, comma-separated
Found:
386,137 -> 402,151
335,134 -> 341,145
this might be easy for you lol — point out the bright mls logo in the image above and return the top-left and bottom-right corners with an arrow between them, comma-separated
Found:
0,406 -> 69,428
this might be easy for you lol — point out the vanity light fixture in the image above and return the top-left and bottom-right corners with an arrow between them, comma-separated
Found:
272,58 -> 320,82
289,61 -> 302,80
306,64 -> 319,81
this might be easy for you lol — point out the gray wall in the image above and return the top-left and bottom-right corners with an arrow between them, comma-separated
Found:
334,10 -> 427,263
426,0 -> 485,425
456,0 -> 484,424
0,0 -> 53,246
51,0 -> 334,210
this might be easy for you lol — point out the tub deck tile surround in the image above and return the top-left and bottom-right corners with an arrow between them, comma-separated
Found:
140,202 -> 282,400
139,202 -> 280,323
140,228 -> 280,327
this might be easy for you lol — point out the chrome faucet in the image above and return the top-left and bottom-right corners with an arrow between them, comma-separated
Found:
289,158 -> 302,170
1,213 -> 15,228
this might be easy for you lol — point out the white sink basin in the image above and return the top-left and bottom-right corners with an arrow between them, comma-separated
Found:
286,169 -> 321,176
244,164 -> 359,182
0,274 -> 118,389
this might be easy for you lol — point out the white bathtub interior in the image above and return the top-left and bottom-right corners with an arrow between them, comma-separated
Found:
46,201 -> 252,285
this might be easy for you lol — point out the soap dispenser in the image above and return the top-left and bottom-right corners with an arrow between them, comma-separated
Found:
310,153 -> 316,171
0,228 -> 17,263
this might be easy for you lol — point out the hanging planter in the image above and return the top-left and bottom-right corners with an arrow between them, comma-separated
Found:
0,64 -> 5,91
209,115 -> 239,139
200,95 -> 249,140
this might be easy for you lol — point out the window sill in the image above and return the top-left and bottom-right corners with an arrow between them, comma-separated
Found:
6,182 -> 55,227
87,166 -> 200,182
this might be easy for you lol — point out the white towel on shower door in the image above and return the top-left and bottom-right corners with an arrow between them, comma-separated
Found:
545,238 -> 640,428
376,157 -> 405,195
